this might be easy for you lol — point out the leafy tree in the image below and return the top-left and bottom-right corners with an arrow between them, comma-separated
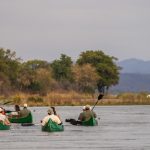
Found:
72,64 -> 100,93
22,59 -> 50,70
51,54 -> 73,82
17,64 -> 36,91
0,72 -> 11,95
0,48 -> 21,88
77,50 -> 120,92
34,68 -> 56,95
17,60 -> 53,94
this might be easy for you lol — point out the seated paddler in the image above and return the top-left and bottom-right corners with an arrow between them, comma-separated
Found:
79,105 -> 97,121
0,107 -> 11,125
65,104 -> 97,125
41,108 -> 62,126
19,103 -> 31,117
9,105 -> 21,117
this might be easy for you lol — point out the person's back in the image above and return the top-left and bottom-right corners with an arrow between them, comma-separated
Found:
0,108 -> 11,125
19,104 -> 31,117
82,105 -> 97,121
41,108 -> 61,126
11,105 -> 21,116
51,106 -> 61,121
78,106 -> 86,121
65,105 -> 97,125
0,113 -> 6,122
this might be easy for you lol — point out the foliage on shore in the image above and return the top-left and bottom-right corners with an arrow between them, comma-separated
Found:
0,48 -> 120,96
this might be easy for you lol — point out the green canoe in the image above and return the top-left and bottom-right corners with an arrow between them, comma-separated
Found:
0,122 -> 10,130
82,117 -> 98,126
42,119 -> 64,132
9,113 -> 33,123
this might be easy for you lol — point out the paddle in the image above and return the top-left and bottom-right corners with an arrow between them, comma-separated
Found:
0,100 -> 14,114
0,100 -> 13,105
51,106 -> 57,115
5,104 -> 21,114
91,93 -> 104,111
21,123 -> 35,126
5,110 -> 14,113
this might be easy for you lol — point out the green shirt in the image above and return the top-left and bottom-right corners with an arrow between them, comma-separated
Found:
19,108 -> 31,117
78,110 -> 97,121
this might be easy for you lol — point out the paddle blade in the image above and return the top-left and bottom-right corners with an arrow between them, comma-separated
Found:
21,123 -> 35,126
2,101 -> 13,105
5,110 -> 13,113
98,94 -> 104,100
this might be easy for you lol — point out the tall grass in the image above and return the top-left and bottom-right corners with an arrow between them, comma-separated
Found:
1,91 -> 150,106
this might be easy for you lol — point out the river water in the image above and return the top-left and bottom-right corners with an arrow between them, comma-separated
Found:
0,105 -> 150,150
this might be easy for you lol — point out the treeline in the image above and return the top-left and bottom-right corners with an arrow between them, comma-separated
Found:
0,48 -> 120,96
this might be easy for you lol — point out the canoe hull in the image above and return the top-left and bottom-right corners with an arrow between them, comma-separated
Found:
82,117 -> 98,126
9,113 -> 33,123
42,119 -> 64,132
0,122 -> 10,130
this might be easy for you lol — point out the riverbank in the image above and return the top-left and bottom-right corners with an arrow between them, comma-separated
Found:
0,91 -> 150,106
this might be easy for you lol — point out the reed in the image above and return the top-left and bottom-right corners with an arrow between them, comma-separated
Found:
1,91 -> 150,106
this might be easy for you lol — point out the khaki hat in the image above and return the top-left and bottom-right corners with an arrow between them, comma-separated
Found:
47,108 -> 53,114
24,103 -> 28,107
85,105 -> 91,110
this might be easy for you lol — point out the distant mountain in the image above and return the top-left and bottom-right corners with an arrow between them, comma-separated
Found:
117,58 -> 150,74
110,73 -> 150,93
110,58 -> 150,93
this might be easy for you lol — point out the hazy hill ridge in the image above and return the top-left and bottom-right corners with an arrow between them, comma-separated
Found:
118,58 -> 150,74
111,58 -> 150,92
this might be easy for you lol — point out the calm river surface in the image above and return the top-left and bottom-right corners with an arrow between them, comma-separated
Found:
0,105 -> 150,150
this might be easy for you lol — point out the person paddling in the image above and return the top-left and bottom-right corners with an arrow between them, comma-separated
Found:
0,108 -> 11,125
19,104 -> 31,117
51,106 -> 62,121
10,105 -> 21,117
65,105 -> 97,125
78,106 -> 86,121
41,108 -> 62,126
0,107 -> 6,115
80,105 -> 97,121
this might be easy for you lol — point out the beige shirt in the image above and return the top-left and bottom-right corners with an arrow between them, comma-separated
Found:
11,111 -> 19,116
41,114 -> 61,126
0,113 -> 6,122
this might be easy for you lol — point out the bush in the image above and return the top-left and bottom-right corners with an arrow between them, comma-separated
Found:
12,95 -> 21,104
27,96 -> 44,103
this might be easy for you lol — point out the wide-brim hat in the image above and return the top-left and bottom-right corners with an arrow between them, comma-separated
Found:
85,105 -> 91,110
47,108 -> 53,114
24,103 -> 28,107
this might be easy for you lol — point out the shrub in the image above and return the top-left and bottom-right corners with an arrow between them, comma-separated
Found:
27,96 -> 44,103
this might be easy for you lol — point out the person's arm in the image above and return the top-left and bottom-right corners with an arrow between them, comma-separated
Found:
56,114 -> 61,121
41,118 -> 46,126
4,117 -> 11,125
78,113 -> 83,121
93,111 -> 97,118
17,111 -> 22,117
41,116 -> 49,126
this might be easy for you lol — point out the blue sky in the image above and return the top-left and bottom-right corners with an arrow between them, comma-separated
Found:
0,0 -> 150,62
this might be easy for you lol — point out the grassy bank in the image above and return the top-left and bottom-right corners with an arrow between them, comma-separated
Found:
0,91 -> 150,106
